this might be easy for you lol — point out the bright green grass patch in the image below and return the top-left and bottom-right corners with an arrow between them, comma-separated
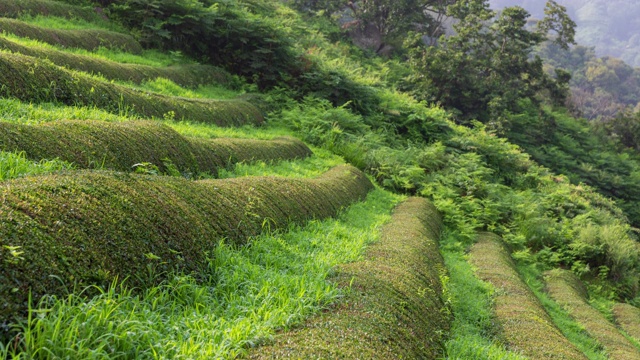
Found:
1,33 -> 188,66
517,264 -> 607,360
219,147 -> 344,179
135,78 -> 240,99
0,151 -> 71,180
166,121 -> 293,140
440,233 -> 526,360
0,98 -> 135,124
17,14 -> 126,33
3,188 -> 401,359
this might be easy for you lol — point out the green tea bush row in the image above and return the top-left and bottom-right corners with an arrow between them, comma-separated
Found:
468,233 -> 588,359
0,164 -> 373,325
0,36 -> 231,87
0,0 -> 100,21
0,18 -> 141,53
249,197 -> 450,359
545,269 -> 640,359
0,51 -> 263,126
0,120 -> 312,176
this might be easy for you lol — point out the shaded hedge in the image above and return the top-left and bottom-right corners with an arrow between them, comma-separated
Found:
0,0 -> 100,21
0,165 -> 373,325
0,120 -> 312,176
613,303 -> 640,343
0,36 -> 232,88
249,197 -> 450,359
545,269 -> 640,360
0,18 -> 142,53
468,233 -> 588,360
0,51 -> 264,126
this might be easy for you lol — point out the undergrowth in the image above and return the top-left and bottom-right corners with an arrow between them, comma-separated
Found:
2,188 -> 401,359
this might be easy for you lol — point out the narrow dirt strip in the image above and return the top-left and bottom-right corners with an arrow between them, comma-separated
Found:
469,233 -> 588,359
544,269 -> 640,360
247,197 -> 450,359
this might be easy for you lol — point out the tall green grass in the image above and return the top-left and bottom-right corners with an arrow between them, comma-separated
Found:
2,188 -> 401,359
0,151 -> 71,180
134,78 -> 240,99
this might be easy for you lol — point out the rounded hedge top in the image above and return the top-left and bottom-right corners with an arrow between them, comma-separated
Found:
0,165 -> 373,326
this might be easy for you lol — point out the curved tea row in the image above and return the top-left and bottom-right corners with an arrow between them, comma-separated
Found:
0,120 -> 312,176
0,165 -> 373,324
0,51 -> 264,126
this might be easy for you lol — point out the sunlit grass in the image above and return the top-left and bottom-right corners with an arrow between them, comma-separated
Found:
0,98 -> 137,124
3,188 -> 401,359
133,78 -> 240,99
0,151 -> 72,180
1,33 -> 190,67
17,14 -> 126,33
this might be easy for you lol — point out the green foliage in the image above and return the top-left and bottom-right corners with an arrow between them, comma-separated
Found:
107,0 -> 302,89
0,51 -> 263,126
0,165 -> 373,327
406,0 -> 574,129
3,188 -> 399,359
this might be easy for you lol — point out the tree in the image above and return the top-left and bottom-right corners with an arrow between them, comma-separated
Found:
406,0 -> 576,131
294,0 -> 454,53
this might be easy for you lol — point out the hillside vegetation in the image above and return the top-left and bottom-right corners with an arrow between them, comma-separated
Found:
1,0 -> 640,359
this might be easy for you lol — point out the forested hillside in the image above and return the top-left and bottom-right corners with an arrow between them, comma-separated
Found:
490,0 -> 640,67
1,0 -> 640,359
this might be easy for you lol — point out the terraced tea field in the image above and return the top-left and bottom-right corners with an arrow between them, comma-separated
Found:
1,1 -> 640,359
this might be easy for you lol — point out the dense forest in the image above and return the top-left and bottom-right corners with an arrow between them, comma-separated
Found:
1,0 -> 640,358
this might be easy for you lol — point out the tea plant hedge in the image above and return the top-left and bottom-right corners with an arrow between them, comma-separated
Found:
613,303 -> 640,342
0,51 -> 263,126
0,120 -> 311,176
545,269 -> 640,360
0,18 -> 142,53
468,233 -> 587,359
0,0 -> 100,21
0,36 -> 231,87
249,197 -> 450,359
0,165 -> 373,324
